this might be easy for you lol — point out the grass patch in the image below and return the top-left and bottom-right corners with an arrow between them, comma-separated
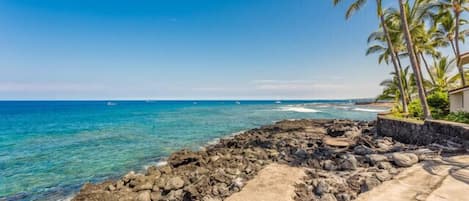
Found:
383,113 -> 424,124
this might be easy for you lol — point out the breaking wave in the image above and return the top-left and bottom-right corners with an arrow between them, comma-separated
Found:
278,106 -> 320,113
352,108 -> 389,113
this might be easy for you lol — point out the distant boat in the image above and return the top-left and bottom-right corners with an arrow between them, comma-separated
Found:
275,100 -> 282,104
106,102 -> 117,106
235,101 -> 241,105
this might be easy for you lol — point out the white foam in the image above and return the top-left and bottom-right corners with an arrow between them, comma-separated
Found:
155,161 -> 168,166
200,130 -> 246,150
335,106 -> 351,109
353,108 -> 389,112
316,105 -> 330,108
206,138 -> 221,146
278,106 -> 320,113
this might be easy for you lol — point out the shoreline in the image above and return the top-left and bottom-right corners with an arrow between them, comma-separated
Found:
71,118 -> 462,201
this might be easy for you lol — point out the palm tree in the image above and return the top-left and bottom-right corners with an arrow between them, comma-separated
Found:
436,0 -> 469,86
385,0 -> 440,86
398,0 -> 432,119
428,57 -> 458,90
333,0 -> 409,113
377,66 -> 414,104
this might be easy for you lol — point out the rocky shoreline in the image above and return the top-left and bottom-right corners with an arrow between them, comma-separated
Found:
72,119 -> 448,201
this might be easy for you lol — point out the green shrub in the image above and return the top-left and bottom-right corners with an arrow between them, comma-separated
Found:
444,112 -> 469,124
427,90 -> 449,118
408,99 -> 423,119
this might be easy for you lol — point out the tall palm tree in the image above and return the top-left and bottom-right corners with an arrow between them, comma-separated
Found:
333,0 -> 409,113
436,0 -> 469,86
399,0 -> 432,119
385,0 -> 439,86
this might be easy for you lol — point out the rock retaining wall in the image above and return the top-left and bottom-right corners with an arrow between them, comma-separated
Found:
377,115 -> 469,148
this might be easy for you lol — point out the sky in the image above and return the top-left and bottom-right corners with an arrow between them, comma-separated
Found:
0,0 -> 396,100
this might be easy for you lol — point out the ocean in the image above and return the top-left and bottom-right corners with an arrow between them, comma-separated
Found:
0,100 -> 388,200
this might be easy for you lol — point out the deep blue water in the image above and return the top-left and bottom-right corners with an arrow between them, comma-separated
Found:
0,100 -> 387,200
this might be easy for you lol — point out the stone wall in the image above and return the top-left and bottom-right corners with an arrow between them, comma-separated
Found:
376,115 -> 469,147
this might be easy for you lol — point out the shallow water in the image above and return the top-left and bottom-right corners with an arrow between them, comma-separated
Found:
0,100 -> 385,200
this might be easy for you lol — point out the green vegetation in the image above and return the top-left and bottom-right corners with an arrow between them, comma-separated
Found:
408,99 -> 423,118
333,0 -> 469,124
427,90 -> 450,118
444,112 -> 469,123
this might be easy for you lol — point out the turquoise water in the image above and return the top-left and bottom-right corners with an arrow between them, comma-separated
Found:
0,100 -> 387,200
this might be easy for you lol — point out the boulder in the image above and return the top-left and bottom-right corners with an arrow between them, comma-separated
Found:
361,177 -> 380,192
377,161 -> 393,170
122,171 -> 137,183
134,180 -> 153,191
158,165 -> 172,175
150,192 -> 162,201
294,149 -> 308,159
212,183 -> 229,197
323,160 -> 337,171
336,193 -> 352,201
314,180 -> 330,196
168,150 -> 202,168
327,126 -> 348,137
366,154 -> 388,165
210,155 -> 220,162
164,177 -> 185,191
391,153 -> 419,167
106,184 -> 116,191
232,177 -> 244,189
353,145 -> 375,155
137,190 -> 151,201
340,154 -> 358,170
166,189 -> 183,201
146,166 -> 161,177
375,171 -> 391,182
323,137 -> 352,147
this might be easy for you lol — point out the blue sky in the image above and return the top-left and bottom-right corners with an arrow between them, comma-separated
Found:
1,0 -> 395,100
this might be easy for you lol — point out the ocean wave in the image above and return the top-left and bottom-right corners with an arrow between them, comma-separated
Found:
335,106 -> 351,109
278,106 -> 320,113
143,160 -> 168,170
352,108 -> 389,112
316,105 -> 330,108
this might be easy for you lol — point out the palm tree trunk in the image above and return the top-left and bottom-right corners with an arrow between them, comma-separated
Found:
454,8 -> 466,86
420,52 -> 435,85
398,0 -> 431,119
414,48 -> 427,95
395,55 -> 411,102
379,12 -> 408,113
450,39 -> 458,58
